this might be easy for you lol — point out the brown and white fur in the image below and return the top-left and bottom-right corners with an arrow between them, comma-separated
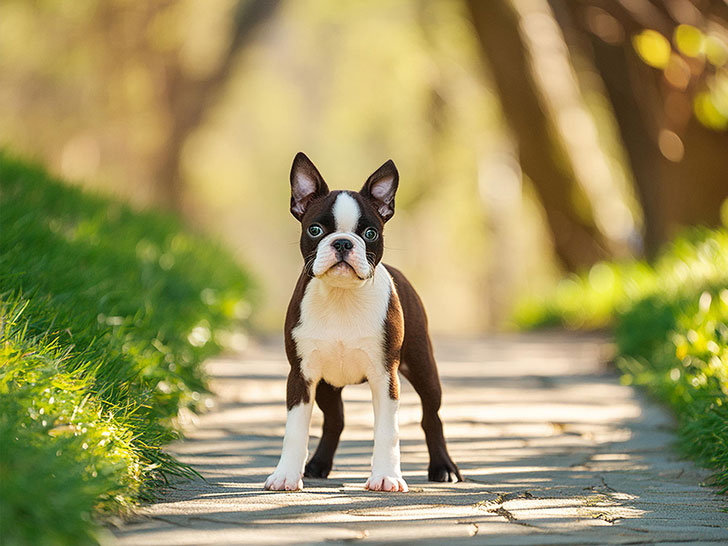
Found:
264,153 -> 461,492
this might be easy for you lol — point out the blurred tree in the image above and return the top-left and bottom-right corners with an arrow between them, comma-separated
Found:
466,0 -> 612,271
549,0 -> 728,255
1,0 -> 518,331
12,0 -> 723,329
155,0 -> 280,210
0,0 -> 279,211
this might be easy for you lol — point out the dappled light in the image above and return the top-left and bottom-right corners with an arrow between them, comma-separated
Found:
112,336 -> 725,545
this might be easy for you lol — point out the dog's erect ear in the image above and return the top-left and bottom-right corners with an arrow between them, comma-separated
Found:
360,160 -> 398,222
290,152 -> 329,220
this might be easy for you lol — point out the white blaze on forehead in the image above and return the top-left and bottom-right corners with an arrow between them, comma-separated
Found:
332,192 -> 361,233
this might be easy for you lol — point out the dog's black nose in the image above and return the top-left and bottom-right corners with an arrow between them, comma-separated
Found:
332,238 -> 353,253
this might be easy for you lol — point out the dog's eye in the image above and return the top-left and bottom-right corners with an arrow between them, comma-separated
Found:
307,224 -> 324,238
363,227 -> 378,241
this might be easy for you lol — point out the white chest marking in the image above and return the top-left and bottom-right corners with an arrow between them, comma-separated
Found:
332,192 -> 361,233
293,263 -> 393,387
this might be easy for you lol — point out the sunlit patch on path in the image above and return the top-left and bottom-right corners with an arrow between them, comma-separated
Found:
113,333 -> 728,545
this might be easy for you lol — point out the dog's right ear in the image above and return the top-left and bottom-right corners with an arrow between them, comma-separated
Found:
290,152 -> 329,221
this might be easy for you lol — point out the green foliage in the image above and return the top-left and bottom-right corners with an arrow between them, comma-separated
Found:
514,228 -> 728,329
0,153 -> 255,544
618,287 -> 728,492
515,228 -> 728,492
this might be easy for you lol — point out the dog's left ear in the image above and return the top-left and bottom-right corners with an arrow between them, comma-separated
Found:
360,160 -> 399,222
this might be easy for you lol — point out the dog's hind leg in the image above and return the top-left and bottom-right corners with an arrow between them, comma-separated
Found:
386,264 -> 461,483
399,345 -> 462,483
304,381 -> 344,478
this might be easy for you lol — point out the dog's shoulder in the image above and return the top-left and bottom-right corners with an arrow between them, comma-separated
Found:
383,264 -> 419,306
383,263 -> 428,329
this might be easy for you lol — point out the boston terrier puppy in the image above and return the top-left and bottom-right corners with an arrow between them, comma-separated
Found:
264,153 -> 461,492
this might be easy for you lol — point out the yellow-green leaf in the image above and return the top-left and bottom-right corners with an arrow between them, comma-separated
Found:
694,91 -> 728,130
674,24 -> 704,58
633,29 -> 671,69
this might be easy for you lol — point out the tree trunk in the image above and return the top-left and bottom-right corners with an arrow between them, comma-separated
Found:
552,0 -> 728,254
466,0 -> 610,271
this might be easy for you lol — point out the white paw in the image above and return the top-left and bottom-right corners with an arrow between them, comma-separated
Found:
365,474 -> 408,492
264,468 -> 303,491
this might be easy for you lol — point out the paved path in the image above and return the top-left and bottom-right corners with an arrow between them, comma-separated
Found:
113,334 -> 728,545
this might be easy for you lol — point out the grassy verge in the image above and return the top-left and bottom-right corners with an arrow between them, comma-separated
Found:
0,152 -> 255,545
514,228 -> 728,492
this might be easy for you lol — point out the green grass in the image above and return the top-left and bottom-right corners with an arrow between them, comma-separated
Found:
514,228 -> 728,492
0,152 -> 256,545
618,286 -> 728,492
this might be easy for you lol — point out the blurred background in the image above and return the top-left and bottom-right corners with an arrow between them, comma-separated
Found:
1,0 -> 727,334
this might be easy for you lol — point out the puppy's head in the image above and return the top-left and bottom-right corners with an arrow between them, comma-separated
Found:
289,152 -> 398,288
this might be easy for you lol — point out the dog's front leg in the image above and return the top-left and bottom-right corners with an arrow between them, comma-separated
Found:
365,372 -> 408,492
265,371 -> 314,491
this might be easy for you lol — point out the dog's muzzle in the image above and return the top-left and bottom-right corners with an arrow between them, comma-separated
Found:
312,233 -> 372,280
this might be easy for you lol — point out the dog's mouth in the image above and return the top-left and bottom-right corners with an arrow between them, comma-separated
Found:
323,260 -> 369,281
327,261 -> 355,274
